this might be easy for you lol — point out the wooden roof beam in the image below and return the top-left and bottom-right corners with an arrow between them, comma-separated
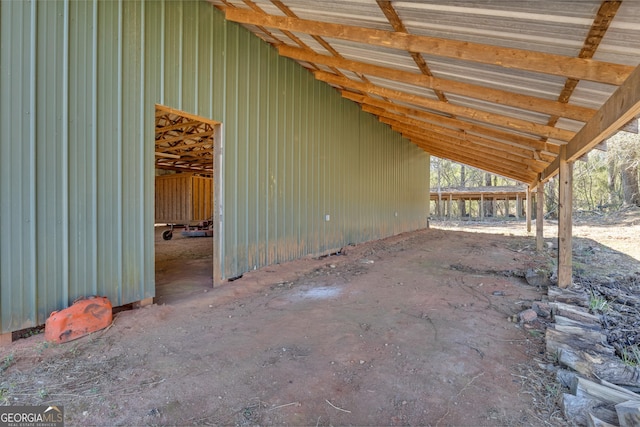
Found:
365,105 -> 552,162
540,64 -> 640,185
546,1 -> 622,128
343,92 -> 560,155
226,7 -> 634,85
375,0 -> 448,103
414,142 -> 537,183
318,72 -> 575,141
394,124 -> 544,174
279,45 -> 596,122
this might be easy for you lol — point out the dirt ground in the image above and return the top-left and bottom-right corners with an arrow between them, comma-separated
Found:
2,209 -> 639,426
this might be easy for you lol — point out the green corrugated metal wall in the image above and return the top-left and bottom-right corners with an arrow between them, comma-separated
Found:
0,0 -> 428,334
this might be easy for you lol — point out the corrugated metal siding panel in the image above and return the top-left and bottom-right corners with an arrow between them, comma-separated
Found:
0,0 -> 168,333
0,0 -> 428,332
220,19 -> 430,279
1,1 -> 38,333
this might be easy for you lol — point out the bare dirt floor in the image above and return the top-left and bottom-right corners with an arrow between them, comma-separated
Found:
2,208 -> 639,426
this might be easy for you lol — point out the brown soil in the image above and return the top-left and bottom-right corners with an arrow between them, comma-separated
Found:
2,209 -> 639,426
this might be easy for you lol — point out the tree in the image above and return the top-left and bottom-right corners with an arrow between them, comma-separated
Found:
607,129 -> 640,207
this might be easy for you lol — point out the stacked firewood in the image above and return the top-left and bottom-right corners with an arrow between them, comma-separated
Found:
546,286 -> 640,427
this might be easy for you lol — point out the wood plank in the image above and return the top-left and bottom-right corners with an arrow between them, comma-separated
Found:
225,8 -> 634,85
616,400 -> 640,427
548,287 -> 590,306
343,91 -> 561,155
156,120 -> 204,133
561,394 -> 618,427
554,324 -> 607,344
279,45 -> 596,122
587,412 -> 619,427
551,302 -> 601,325
156,104 -> 220,125
554,315 -> 602,331
317,71 -> 576,141
546,327 -> 613,357
572,376 -> 640,405
557,347 -> 640,387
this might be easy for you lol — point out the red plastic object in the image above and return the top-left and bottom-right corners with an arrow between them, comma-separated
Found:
44,296 -> 113,343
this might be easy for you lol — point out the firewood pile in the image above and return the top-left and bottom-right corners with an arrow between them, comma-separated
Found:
546,277 -> 640,427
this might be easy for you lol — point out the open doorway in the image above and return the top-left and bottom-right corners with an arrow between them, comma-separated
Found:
153,105 -> 221,305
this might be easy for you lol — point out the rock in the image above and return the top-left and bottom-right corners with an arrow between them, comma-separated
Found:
525,268 -> 551,287
532,301 -> 552,318
519,309 -> 538,323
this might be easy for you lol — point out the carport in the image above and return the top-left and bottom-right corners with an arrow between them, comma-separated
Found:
212,0 -> 640,288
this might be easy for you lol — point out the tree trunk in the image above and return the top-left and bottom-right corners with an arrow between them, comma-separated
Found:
484,173 -> 493,217
459,165 -> 467,217
622,162 -> 640,206
545,178 -> 558,219
607,160 -> 617,207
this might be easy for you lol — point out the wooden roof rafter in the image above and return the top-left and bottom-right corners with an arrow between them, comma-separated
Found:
317,71 -> 576,141
154,105 -> 216,173
225,8 -> 634,85
210,1 -> 639,187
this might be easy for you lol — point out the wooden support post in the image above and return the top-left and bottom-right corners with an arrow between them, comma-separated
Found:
505,199 -> 509,218
516,195 -> 521,219
447,194 -> 452,219
536,180 -> 545,252
438,193 -> 442,218
0,332 -> 12,346
480,194 -> 484,220
558,146 -> 574,288
526,188 -> 532,232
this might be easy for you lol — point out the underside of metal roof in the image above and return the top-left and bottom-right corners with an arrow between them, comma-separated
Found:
208,0 -> 640,186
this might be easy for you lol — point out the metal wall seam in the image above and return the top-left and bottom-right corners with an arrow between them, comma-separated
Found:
139,0 -> 146,299
116,0 -> 124,305
29,0 -> 37,324
91,0 -> 98,295
62,0 -> 70,307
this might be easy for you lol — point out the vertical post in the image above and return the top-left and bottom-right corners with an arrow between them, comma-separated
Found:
438,192 -> 442,218
480,194 -> 484,220
505,199 -> 509,218
558,146 -> 573,288
515,195 -> 520,219
526,188 -> 532,232
536,180 -> 545,252
447,194 -> 452,220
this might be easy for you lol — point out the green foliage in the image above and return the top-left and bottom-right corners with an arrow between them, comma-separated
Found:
429,130 -> 640,214
621,345 -> 640,367
588,292 -> 609,313
0,354 -> 14,372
